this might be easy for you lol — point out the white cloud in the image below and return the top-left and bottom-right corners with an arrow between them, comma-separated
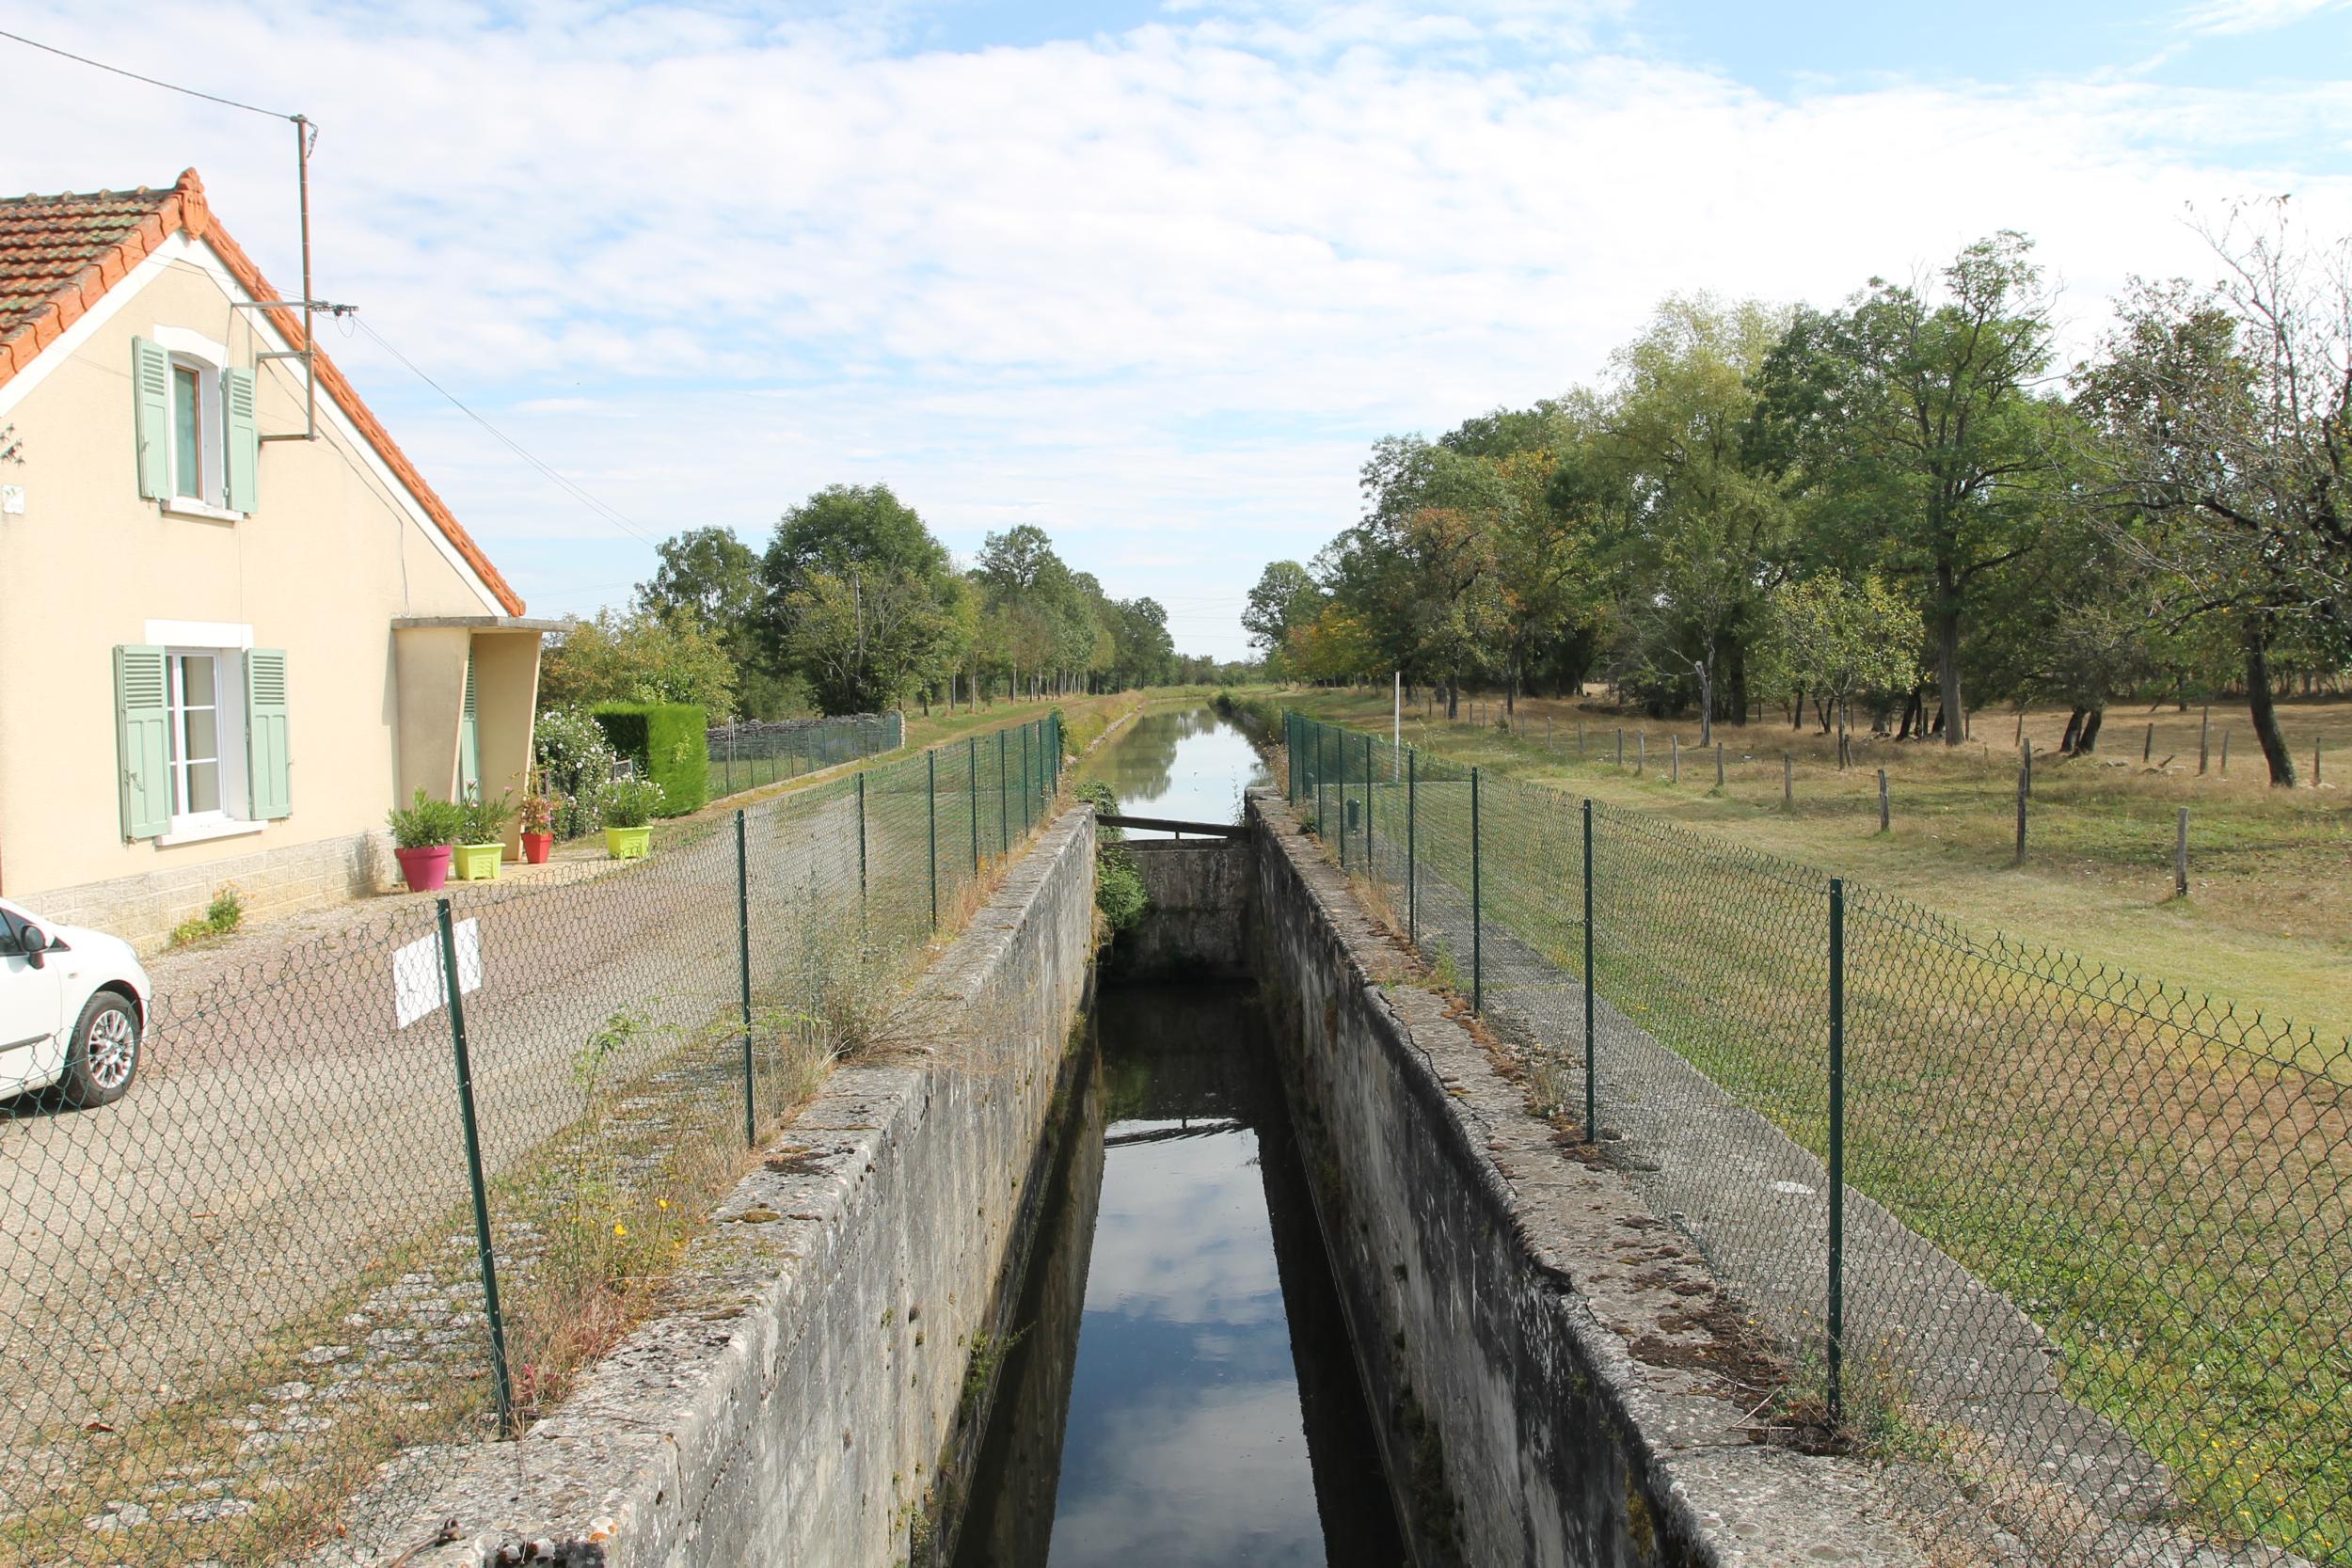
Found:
4,2 -> 2348,656
2173,0 -> 2349,36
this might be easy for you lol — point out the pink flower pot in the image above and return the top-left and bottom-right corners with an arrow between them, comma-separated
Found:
395,844 -> 453,893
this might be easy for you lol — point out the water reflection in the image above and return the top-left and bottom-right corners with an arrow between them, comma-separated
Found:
950,984 -> 1404,1568
1080,705 -> 1270,833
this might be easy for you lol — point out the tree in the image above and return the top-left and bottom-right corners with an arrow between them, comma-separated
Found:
1597,296 -> 1790,741
2074,207 -> 2352,784
782,565 -> 955,714
1751,234 -> 2064,745
762,483 -> 961,710
539,609 -> 738,714
1243,561 -> 1324,659
634,527 -> 792,717
1324,435 -> 1512,711
1753,576 -> 1917,765
1106,597 -> 1176,689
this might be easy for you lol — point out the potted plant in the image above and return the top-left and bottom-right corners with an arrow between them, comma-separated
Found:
387,789 -> 465,893
453,791 -> 516,881
519,784 -> 558,865
601,777 -> 666,860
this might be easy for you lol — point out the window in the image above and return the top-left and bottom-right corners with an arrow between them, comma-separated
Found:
172,364 -> 206,502
132,334 -> 257,515
114,641 -> 293,843
167,653 -> 225,817
167,357 -> 222,506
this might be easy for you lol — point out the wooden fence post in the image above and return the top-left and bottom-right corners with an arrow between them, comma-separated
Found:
2175,807 -> 2188,897
2014,766 -> 2028,864
2200,706 -> 2210,774
1783,753 -> 1793,811
1878,768 -> 1889,833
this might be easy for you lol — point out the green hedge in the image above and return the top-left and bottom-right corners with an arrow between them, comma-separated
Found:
589,702 -> 708,816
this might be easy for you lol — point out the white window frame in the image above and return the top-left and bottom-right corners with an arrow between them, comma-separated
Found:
152,326 -> 237,521
160,646 -> 250,838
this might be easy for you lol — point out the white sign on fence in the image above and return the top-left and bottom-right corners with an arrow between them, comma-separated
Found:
393,918 -> 483,1029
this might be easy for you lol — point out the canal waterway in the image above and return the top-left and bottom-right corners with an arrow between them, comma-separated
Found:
1078,703 -> 1269,832
949,982 -> 1406,1568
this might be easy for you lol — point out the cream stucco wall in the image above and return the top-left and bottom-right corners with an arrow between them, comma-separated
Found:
0,237 -> 536,907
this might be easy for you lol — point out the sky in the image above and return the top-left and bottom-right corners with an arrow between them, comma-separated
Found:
4,0 -> 2350,659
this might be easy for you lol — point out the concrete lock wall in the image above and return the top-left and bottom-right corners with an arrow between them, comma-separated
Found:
390,804 -> 1099,1568
1104,836 -> 1253,979
1243,788 -> 1923,1568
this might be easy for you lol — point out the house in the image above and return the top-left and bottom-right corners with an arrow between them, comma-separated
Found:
0,168 -> 554,949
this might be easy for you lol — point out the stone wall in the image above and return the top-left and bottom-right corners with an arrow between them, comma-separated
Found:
24,828 -> 392,953
383,804 -> 1099,1568
1245,789 -> 1923,1568
1104,836 -> 1252,979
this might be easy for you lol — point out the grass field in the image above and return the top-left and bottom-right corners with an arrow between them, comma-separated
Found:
1264,701 -> 2350,1562
1274,685 -> 2352,1042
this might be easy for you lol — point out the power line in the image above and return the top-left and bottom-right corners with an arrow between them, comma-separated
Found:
354,320 -> 662,549
0,28 -> 298,123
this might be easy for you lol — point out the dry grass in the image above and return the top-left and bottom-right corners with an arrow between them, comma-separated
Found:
1280,685 -> 2352,1040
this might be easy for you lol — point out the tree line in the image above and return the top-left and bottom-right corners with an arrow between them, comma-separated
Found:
1248,207 -> 2351,784
541,483 -> 1245,719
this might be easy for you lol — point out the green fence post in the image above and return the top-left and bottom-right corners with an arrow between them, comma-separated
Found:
1470,765 -> 1483,1013
1406,748 -> 1418,947
1317,722 -> 1329,839
1339,722 -> 1349,869
1582,798 -> 1596,1144
855,770 -> 868,911
928,749 -> 939,932
437,897 -> 515,1436
736,809 -> 755,1148
998,728 -> 1009,852
1827,876 -> 1848,1427
1023,722 -> 1033,832
969,735 -> 980,875
1364,732 -> 1375,867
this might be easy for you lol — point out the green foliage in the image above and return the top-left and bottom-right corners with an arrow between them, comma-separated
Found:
540,607 -> 739,716
534,706 -> 619,838
460,789 -> 517,846
168,885 -> 244,948
590,703 -> 708,816
1076,781 -> 1150,932
1244,561 -> 1324,660
386,788 -> 466,849
784,563 -> 956,714
763,483 -> 964,714
632,527 -> 798,719
599,776 -> 668,829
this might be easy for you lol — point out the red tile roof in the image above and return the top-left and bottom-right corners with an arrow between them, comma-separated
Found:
0,169 -> 525,615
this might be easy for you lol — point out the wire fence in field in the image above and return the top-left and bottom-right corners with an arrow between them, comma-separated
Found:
1285,709 -> 2351,1568
707,710 -> 906,799
0,715 -> 1060,1568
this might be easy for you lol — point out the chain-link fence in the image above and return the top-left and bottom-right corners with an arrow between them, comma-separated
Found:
0,715 -> 1061,1568
1285,710 -> 2350,1568
707,710 -> 906,799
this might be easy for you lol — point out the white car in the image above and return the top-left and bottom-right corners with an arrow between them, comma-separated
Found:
0,896 -> 150,1106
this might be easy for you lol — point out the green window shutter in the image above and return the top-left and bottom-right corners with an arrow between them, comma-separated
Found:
223,367 -> 260,511
131,338 -> 171,499
458,653 -> 481,797
114,645 -> 172,839
246,649 -> 292,820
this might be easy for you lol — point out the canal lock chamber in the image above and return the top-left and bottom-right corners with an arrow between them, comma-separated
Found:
927,704 -> 1419,1568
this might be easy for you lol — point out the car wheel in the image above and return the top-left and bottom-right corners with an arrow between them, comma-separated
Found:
59,992 -> 139,1107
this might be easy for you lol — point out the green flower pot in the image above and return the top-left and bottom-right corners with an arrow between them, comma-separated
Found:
605,826 -> 653,861
452,842 -> 505,881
